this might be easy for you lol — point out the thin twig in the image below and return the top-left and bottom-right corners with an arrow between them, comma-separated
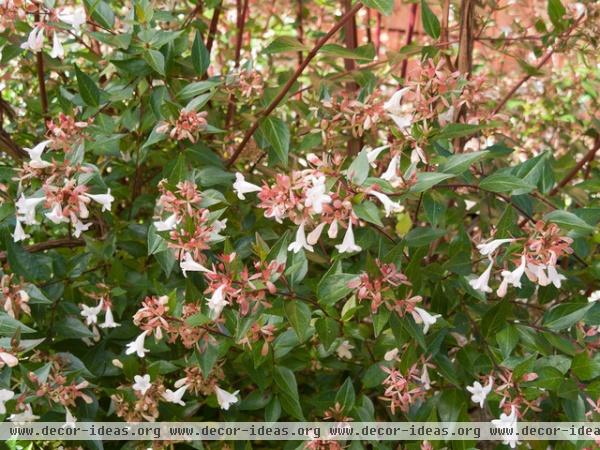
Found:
225,2 -> 364,168
0,238 -> 85,262
549,135 -> 600,196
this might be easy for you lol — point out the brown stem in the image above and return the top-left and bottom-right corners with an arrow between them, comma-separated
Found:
205,2 -> 222,54
34,14 -> 48,124
341,0 -> 360,156
0,238 -> 85,262
0,130 -> 27,160
365,8 -> 372,43
375,12 -> 382,56
491,16 -> 583,116
454,0 -> 475,152
400,3 -> 418,79
549,136 -> 600,196
225,0 -> 250,127
225,2 -> 364,168
297,0 -> 304,66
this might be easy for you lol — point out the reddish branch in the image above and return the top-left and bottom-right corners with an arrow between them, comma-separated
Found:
225,0 -> 250,127
225,2 -> 364,168
34,12 -> 49,123
491,16 -> 584,116
0,238 -> 85,262
549,136 -> 600,196
400,3 -> 418,79
205,2 -> 222,54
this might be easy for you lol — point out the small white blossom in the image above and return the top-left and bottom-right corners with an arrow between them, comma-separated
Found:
85,189 -> 114,212
50,32 -> 64,59
180,252 -> 212,277
214,386 -> 239,410
413,307 -> 441,334
233,173 -> 262,200
58,7 -> 87,31
12,220 -> 29,243
369,190 -> 403,217
304,176 -> 332,214
335,220 -> 361,253
162,385 -> 187,406
588,290 -> 600,303
125,331 -> 150,358
491,406 -> 519,448
16,194 -> 45,225
546,264 -> 566,288
206,285 -> 228,319
497,255 -> 527,297
0,351 -> 18,368
328,219 -> 338,239
366,145 -> 389,167
24,140 -> 51,169
73,218 -> 91,238
0,389 -> 14,414
384,348 -> 399,361
466,377 -> 493,408
307,222 -> 326,246
469,259 -> 494,293
45,203 -> 69,224
154,213 -> 178,232
477,238 -> 515,256
21,27 -> 44,53
336,340 -> 354,359
99,305 -> 120,329
288,222 -> 314,253
80,299 -> 104,326
380,155 -> 400,184
8,405 -> 39,422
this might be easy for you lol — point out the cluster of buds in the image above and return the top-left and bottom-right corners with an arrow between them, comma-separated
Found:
494,368 -> 542,416
154,179 -> 226,265
237,70 -> 264,98
112,381 -> 165,422
469,221 -> 573,297
319,91 -> 386,138
380,363 -> 428,414
237,322 -> 277,356
0,0 -> 28,32
13,131 -> 114,243
46,113 -> 91,152
348,260 -> 410,313
0,274 -> 30,318
156,110 -> 208,142
31,371 -> 93,408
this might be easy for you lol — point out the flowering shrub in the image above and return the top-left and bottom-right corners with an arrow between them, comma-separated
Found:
0,0 -> 599,448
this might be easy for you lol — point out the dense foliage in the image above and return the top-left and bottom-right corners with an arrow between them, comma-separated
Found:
0,0 -> 599,448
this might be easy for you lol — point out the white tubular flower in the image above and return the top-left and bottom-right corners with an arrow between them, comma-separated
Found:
45,203 -> 69,224
80,299 -> 104,326
214,386 -> 239,410
369,190 -> 403,217
438,106 -> 454,126
491,406 -> 519,449
206,285 -> 228,319
12,220 -> 29,243
366,145 -> 389,167
413,307 -> 441,334
476,238 -> 515,256
383,88 -> 411,115
336,340 -> 354,359
16,194 -> 45,225
162,385 -> 187,406
49,32 -> 64,59
8,405 -> 39,422
307,222 -> 326,246
154,213 -> 178,231
384,348 -> 400,361
72,218 -> 91,238
546,264 -> 566,288
233,172 -> 262,200
132,374 -> 152,395
288,222 -> 314,253
58,7 -> 87,31
20,27 -> 44,53
466,377 -> 494,408
0,389 -> 14,414
304,176 -> 332,214
99,305 -> 120,329
380,155 -> 401,184
24,140 -> 51,169
469,259 -> 494,293
497,255 -> 526,297
328,219 -> 338,239
180,252 -> 212,277
0,351 -> 18,368
64,408 -> 77,427
588,290 -> 600,303
125,331 -> 150,358
335,220 -> 361,254
85,189 -> 114,212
